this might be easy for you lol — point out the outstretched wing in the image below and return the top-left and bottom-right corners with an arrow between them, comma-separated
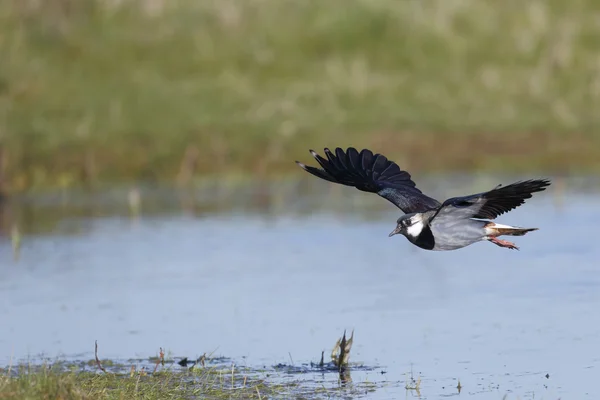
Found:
431,179 -> 552,222
295,147 -> 441,214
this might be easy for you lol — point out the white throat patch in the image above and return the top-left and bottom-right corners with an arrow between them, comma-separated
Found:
406,219 -> 425,238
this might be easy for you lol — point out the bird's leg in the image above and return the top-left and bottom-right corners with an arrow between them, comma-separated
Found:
488,236 -> 519,250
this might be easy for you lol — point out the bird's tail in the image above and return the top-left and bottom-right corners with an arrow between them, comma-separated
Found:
484,222 -> 538,237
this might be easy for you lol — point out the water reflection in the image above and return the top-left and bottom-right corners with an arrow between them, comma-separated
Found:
1,174 -> 594,236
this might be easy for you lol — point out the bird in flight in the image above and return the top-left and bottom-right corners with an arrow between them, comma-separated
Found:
296,147 -> 551,251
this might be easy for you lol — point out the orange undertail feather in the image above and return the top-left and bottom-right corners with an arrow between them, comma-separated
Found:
484,222 -> 538,237
484,222 -> 538,250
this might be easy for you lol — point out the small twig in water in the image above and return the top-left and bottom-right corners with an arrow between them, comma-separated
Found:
187,351 -> 208,371
8,348 -> 13,375
288,352 -> 294,366
256,386 -> 263,400
231,363 -> 235,390
405,366 -> 421,396
153,347 -> 165,374
94,340 -> 107,374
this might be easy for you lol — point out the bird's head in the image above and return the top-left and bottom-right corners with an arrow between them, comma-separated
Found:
389,213 -> 425,239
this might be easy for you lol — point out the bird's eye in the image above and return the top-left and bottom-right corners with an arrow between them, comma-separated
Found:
405,219 -> 412,227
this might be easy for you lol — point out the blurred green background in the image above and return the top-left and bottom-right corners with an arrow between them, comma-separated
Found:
1,0 -> 599,193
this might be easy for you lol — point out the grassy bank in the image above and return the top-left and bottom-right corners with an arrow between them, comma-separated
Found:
0,341 -> 380,400
1,0 -> 600,192
0,363 -> 306,399
0,334 -> 377,399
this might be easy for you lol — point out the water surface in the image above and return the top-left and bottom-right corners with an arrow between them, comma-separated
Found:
1,177 -> 599,399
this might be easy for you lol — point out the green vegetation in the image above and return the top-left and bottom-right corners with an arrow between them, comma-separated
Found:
0,361 -> 381,400
0,340 -> 380,399
0,363 -> 289,399
1,0 -> 600,192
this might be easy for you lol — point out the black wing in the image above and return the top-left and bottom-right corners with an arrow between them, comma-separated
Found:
432,179 -> 551,221
295,147 -> 441,214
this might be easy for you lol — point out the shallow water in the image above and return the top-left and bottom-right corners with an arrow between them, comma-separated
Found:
1,176 -> 599,399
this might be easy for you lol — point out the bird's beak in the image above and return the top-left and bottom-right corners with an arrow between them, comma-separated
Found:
388,226 -> 401,237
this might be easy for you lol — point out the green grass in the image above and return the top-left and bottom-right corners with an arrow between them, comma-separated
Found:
0,364 -> 283,399
0,360 -> 382,400
1,0 -> 600,192
0,336 -> 378,399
